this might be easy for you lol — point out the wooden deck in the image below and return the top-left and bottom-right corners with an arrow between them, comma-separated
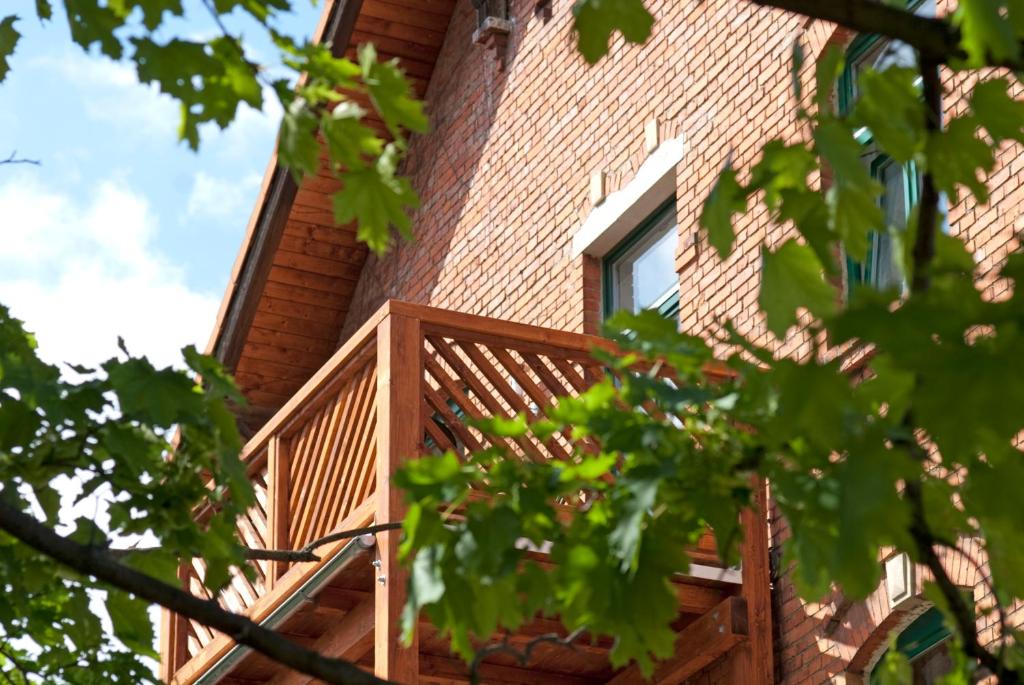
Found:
161,300 -> 773,685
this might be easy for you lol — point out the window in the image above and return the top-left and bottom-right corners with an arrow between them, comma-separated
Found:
840,33 -> 921,295
602,199 -> 680,320
871,608 -> 953,684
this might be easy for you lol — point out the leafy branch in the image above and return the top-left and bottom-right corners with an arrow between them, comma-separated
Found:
0,498 -> 397,685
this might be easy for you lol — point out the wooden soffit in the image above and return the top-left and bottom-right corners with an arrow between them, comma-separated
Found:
206,0 -> 455,436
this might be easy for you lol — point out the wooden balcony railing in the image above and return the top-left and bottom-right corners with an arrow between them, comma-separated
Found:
160,300 -> 751,683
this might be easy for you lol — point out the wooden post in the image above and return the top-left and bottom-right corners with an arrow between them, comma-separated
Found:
158,565 -> 190,681
267,435 -> 290,588
374,311 -> 421,683
727,476 -> 774,685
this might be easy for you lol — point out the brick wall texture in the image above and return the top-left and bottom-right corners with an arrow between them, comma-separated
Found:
340,0 -> 1024,681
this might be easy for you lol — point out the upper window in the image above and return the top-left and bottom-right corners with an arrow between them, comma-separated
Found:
602,199 -> 680,320
870,608 -> 953,684
838,0 -> 934,295
840,34 -> 920,295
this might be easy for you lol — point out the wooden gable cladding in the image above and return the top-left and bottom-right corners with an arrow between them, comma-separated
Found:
219,0 -> 457,436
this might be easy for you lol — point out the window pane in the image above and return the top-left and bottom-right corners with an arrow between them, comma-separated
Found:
606,206 -> 679,315
633,229 -> 676,310
873,161 -> 907,290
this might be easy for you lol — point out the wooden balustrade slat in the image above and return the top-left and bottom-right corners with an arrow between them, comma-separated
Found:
286,414 -> 319,515
291,402 -> 336,537
423,381 -> 484,454
519,351 -> 571,399
426,337 -> 547,463
292,385 -> 352,548
454,341 -> 575,462
487,346 -> 553,408
267,435 -> 289,586
289,402 -> 332,528
423,355 -> 506,454
309,361 -> 371,543
423,400 -> 457,453
329,364 -> 378,532
548,356 -> 588,394
302,376 -> 362,546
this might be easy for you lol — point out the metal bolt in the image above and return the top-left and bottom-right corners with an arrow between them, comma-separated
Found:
377,575 -> 387,586
371,559 -> 382,569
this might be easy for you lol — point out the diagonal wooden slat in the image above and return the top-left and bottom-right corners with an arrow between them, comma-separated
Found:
303,380 -> 361,544
427,336 -> 547,463
422,369 -> 486,454
317,362 -> 376,540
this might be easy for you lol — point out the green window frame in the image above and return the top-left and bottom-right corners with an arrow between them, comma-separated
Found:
845,155 -> 920,293
839,30 -> 922,294
870,607 -> 953,684
602,198 -> 681,320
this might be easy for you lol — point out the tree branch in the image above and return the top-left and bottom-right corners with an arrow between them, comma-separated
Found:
0,499 -> 396,685
895,57 -> 1020,685
913,58 -> 943,294
109,521 -> 403,563
469,626 -> 587,685
746,0 -> 1024,71
0,150 -> 40,166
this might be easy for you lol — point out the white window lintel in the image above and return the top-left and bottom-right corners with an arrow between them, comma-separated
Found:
571,136 -> 686,259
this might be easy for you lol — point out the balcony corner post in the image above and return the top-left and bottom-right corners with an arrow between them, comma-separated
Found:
726,476 -> 774,684
158,564 -> 190,682
374,311 -> 422,684
267,435 -> 290,587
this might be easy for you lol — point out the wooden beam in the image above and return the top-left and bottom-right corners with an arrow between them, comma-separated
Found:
214,166 -> 298,371
158,564 -> 191,681
375,312 -> 422,682
605,596 -> 749,685
733,477 -> 775,685
267,435 -> 290,587
267,596 -> 375,685
674,581 -> 730,616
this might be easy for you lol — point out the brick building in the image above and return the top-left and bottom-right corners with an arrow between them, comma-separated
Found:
160,0 -> 1019,683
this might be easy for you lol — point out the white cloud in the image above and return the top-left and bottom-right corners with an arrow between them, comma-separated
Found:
0,173 -> 220,369
35,53 -> 179,139
33,51 -> 283,152
186,170 -> 263,220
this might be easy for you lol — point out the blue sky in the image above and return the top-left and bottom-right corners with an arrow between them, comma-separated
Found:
0,1 -> 320,368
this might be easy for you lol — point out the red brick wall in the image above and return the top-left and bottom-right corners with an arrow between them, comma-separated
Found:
341,0 -> 1023,681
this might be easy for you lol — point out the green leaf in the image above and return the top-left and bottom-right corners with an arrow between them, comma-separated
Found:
108,0 -> 183,30
64,0 -> 125,58
815,44 -> 844,111
699,166 -> 747,259
954,0 -> 1020,66
0,15 -> 20,83
333,145 -> 419,254
749,140 -> 816,212
323,102 -> 383,170
35,0 -> 53,21
759,240 -> 837,337
814,118 -> 883,261
359,44 -> 428,137
106,590 -> 157,657
850,66 -> 923,163
925,115 -> 994,203
971,78 -> 1024,144
103,357 -> 203,426
572,0 -> 654,64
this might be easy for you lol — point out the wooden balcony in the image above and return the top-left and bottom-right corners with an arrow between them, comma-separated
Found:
160,300 -> 772,685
